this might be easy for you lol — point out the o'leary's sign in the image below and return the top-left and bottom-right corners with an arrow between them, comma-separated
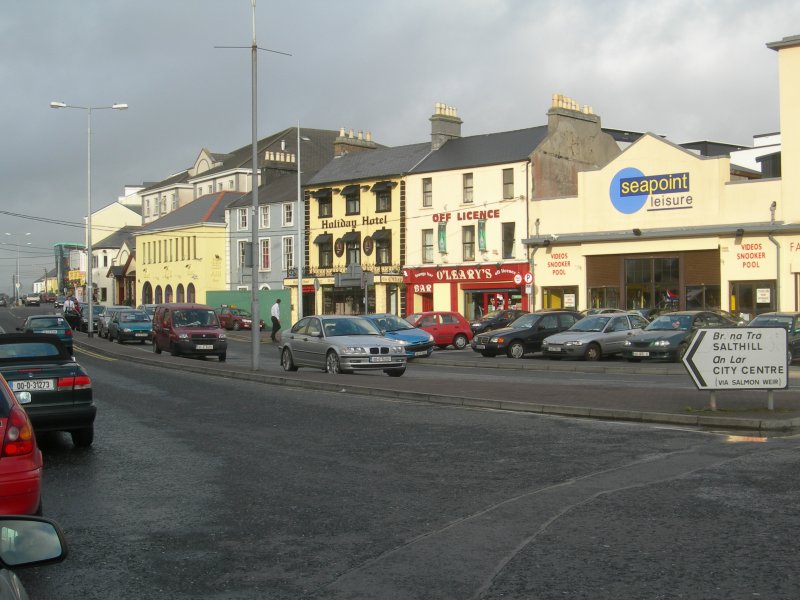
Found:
609,167 -> 694,215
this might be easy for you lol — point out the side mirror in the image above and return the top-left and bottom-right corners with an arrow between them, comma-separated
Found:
0,517 -> 67,568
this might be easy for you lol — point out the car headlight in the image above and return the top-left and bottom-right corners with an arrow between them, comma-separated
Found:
340,346 -> 369,355
624,340 -> 632,346
122,328 -> 132,333
564,340 -> 584,347
427,333 -> 434,343
218,333 -> 226,340
178,333 -> 189,339
490,336 -> 505,344
390,346 -> 405,354
654,340 -> 670,347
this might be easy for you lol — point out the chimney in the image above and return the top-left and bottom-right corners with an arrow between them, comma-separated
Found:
430,103 -> 462,151
334,127 -> 379,157
546,93 -> 601,132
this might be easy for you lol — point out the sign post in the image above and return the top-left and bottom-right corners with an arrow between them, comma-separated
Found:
682,327 -> 788,410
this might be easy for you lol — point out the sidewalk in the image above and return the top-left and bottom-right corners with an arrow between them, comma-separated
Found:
74,335 -> 800,434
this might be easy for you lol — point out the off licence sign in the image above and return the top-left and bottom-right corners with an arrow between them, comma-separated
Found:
682,327 -> 788,390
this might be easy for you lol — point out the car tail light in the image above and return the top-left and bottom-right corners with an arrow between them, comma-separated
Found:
2,406 -> 35,456
57,375 -> 92,390
66,329 -> 73,337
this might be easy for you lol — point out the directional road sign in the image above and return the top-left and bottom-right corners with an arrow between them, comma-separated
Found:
682,327 -> 788,390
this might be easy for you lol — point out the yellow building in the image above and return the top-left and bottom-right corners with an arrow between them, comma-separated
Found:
523,35 -> 800,318
135,192 -> 241,305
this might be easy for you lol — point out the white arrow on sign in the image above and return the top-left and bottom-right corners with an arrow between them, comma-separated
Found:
682,327 -> 788,390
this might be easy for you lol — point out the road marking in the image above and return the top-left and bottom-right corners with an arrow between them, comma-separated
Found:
75,347 -> 116,361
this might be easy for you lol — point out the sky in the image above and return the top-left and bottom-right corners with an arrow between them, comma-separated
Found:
1,0 -> 798,295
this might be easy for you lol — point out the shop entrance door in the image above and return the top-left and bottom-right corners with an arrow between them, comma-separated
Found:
483,292 -> 508,314
730,281 -> 776,320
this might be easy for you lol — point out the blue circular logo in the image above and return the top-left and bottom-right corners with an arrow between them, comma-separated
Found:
609,167 -> 647,214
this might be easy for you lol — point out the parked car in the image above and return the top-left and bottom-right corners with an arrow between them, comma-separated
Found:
152,303 -> 227,361
16,315 -> 74,354
0,516 -> 68,598
469,309 -> 528,335
746,312 -> 800,362
107,309 -> 153,344
0,375 -> 42,515
470,310 -> 582,358
0,334 -> 95,447
0,298 -> 8,308
405,311 -> 473,350
360,313 -> 435,358
96,305 -> 128,339
42,293 -> 56,303
53,296 -> 65,309
80,304 -> 106,333
217,306 -> 264,331
622,310 -> 739,363
137,304 -> 157,320
579,307 -> 626,317
279,315 -> 407,376
543,312 -> 650,361
23,294 -> 40,307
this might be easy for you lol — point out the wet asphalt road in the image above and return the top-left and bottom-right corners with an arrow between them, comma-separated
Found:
13,344 -> 800,599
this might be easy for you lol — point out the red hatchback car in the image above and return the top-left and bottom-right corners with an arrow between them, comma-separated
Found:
0,375 -> 42,515
405,311 -> 473,350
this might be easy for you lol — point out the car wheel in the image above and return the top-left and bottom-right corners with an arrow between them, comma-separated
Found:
71,426 -> 94,448
674,343 -> 688,363
326,351 -> 342,374
453,334 -> 468,350
281,348 -> 299,372
218,352 -> 226,362
385,368 -> 405,377
153,339 -> 161,354
233,321 -> 241,331
507,340 -> 525,359
585,343 -> 601,362
170,343 -> 180,357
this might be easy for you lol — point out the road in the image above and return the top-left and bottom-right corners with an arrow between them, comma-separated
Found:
0,332 -> 788,595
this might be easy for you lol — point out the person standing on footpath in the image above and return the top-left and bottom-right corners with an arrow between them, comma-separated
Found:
270,298 -> 281,342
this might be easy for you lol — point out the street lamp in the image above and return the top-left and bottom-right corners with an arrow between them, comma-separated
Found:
50,101 -> 127,337
296,126 -> 311,320
3,232 -> 31,305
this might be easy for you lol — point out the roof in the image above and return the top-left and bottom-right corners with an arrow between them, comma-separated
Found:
307,143 -> 431,186
410,127 -> 548,174
139,191 -> 243,231
228,171 -> 304,209
93,225 -> 140,250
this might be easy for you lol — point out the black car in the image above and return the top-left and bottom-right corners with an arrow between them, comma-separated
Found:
469,309 -> 528,335
746,312 -> 800,362
0,334 -> 96,447
470,310 -> 582,358
622,310 -> 738,363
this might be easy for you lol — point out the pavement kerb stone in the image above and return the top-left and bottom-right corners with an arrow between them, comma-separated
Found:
75,340 -> 798,432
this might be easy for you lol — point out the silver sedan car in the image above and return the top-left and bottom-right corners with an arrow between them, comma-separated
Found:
279,315 -> 408,376
542,313 -> 649,361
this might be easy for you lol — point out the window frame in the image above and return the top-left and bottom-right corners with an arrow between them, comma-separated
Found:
422,229 -> 434,264
502,168 -> 514,200
463,173 -> 473,204
422,178 -> 432,207
462,226 -> 475,262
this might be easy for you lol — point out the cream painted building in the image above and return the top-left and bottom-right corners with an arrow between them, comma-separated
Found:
522,35 -> 800,319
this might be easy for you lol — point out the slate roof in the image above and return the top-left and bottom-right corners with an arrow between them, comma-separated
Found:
139,191 -> 243,231
307,143 -> 432,186
229,171 -> 304,209
93,225 -> 140,250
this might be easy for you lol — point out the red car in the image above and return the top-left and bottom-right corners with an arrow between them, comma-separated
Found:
0,374 -> 43,515
405,311 -> 473,350
217,306 -> 265,331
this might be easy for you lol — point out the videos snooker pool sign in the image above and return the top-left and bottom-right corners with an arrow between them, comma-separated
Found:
682,328 -> 788,390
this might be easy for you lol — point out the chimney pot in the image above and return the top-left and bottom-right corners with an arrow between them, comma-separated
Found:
339,127 -> 345,137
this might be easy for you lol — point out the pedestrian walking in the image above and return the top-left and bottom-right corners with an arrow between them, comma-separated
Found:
270,298 -> 281,342
63,296 -> 82,331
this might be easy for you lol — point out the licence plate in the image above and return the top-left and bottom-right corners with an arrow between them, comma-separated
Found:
414,350 -> 428,356
134,332 -> 147,337
632,351 -> 650,357
370,356 -> 392,363
11,379 -> 55,392
548,345 -> 562,352
196,344 -> 214,350
41,330 -> 58,334
475,344 -> 485,350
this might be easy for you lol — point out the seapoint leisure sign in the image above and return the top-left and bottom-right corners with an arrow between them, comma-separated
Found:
682,327 -> 788,390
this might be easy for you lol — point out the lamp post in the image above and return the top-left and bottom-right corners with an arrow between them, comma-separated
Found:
4,232 -> 31,305
296,126 -> 311,320
50,101 -> 127,337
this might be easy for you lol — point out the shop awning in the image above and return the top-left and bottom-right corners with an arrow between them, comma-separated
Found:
340,184 -> 360,196
314,233 -> 333,245
371,229 -> 392,241
341,231 -> 361,243
371,181 -> 395,193
311,188 -> 332,198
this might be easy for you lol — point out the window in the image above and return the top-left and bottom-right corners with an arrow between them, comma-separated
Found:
462,226 -> 475,261
282,236 -> 294,271
376,239 -> 391,266
238,207 -> 248,231
503,168 -> 514,199
259,238 -> 270,271
208,185 -> 212,194
319,240 -> 333,268
376,190 -> 391,212
259,205 -> 270,229
422,229 -> 434,264
238,240 -> 248,269
318,192 -> 333,218
463,173 -> 473,204
102,254 -> 108,267
502,222 -> 515,259
422,178 -> 432,207
229,179 -> 234,189
160,198 -> 167,214
144,200 -> 150,217
345,189 -> 360,215
346,236 -> 361,266
217,182 -> 222,191
171,194 -> 177,210
283,203 -> 294,227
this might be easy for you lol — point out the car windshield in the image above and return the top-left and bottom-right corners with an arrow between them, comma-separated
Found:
234,309 -> 252,318
509,314 -> 539,328
477,310 -> 503,322
749,315 -> 794,329
405,314 -> 420,325
173,310 -> 219,327
28,317 -> 67,330
120,311 -> 150,323
0,341 -> 65,360
646,315 -> 692,331
371,315 -> 413,332
570,315 -> 611,332
323,318 -> 381,337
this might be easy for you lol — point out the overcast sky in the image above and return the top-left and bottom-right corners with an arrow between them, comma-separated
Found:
1,0 -> 797,294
